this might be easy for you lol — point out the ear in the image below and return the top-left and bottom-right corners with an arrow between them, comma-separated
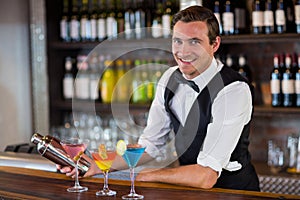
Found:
212,36 -> 221,53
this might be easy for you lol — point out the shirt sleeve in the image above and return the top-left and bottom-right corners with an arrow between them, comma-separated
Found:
138,67 -> 176,158
197,81 -> 252,176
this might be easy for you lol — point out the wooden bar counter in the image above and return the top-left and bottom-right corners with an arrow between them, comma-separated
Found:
0,166 -> 299,200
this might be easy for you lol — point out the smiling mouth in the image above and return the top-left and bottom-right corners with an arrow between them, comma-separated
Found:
179,58 -> 195,64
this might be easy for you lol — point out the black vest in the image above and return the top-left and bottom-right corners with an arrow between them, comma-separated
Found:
164,66 -> 260,191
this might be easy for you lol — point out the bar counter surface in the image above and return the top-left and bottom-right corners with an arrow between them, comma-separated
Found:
1,166 -> 300,200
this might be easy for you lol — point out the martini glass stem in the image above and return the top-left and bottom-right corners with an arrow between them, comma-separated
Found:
129,167 -> 136,195
103,170 -> 110,192
74,160 -> 80,188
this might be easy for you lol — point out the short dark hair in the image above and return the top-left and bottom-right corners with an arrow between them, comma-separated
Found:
171,5 -> 220,45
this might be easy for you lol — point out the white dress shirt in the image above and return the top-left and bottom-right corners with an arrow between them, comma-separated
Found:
138,58 -> 253,175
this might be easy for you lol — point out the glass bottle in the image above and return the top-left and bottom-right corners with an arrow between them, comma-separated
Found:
270,54 -> 282,107
282,53 -> 295,107
90,0 -> 98,41
275,0 -> 286,34
214,1 -> 223,35
60,0 -> 71,42
222,0 -> 234,35
135,0 -> 146,39
295,54 -> 300,107
162,0 -> 172,38
152,1 -> 163,38
234,0 -> 248,34
101,58 -> 116,103
70,0 -> 81,42
97,0 -> 107,41
116,0 -> 125,38
106,0 -> 117,39
132,59 -> 147,104
238,55 -> 252,83
75,55 -> 90,100
63,56 -> 74,100
80,0 -> 91,41
115,59 -> 128,103
124,0 -> 135,39
295,0 -> 300,34
252,0 -> 264,34
264,0 -> 275,34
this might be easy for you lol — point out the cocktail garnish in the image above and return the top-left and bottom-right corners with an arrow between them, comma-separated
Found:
116,140 -> 127,156
99,144 -> 108,159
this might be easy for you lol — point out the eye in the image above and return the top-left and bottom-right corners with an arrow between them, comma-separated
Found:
190,39 -> 200,45
172,38 -> 182,45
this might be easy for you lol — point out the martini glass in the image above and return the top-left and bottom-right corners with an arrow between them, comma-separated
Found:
92,144 -> 117,196
61,138 -> 89,192
122,144 -> 146,200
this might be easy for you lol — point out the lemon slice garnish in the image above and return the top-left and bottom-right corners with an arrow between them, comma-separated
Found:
116,140 -> 127,156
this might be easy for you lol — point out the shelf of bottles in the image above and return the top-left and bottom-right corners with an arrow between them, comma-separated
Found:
48,0 -> 300,125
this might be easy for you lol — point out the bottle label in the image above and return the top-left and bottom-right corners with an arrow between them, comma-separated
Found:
60,19 -> 68,40
264,10 -> 274,26
89,79 -> 99,100
222,12 -> 234,32
162,14 -> 171,38
282,79 -> 295,94
70,19 -> 80,40
152,21 -> 163,38
275,10 -> 286,26
295,5 -> 300,24
270,79 -> 280,94
106,17 -> 116,38
252,11 -> 264,27
295,79 -> 300,94
63,77 -> 74,99
75,76 -> 90,99
90,19 -> 97,40
97,18 -> 106,39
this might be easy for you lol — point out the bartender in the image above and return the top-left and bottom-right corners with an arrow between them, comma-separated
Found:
59,5 -> 260,191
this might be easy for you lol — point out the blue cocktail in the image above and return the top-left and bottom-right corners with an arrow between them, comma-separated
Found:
120,143 -> 145,200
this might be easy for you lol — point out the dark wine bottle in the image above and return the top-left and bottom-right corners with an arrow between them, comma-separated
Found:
222,0 -> 234,35
295,0 -> 300,33
270,54 -> 282,107
264,0 -> 275,34
282,53 -> 295,107
275,0 -> 286,34
252,0 -> 264,34
295,54 -> 300,107
60,0 -> 71,42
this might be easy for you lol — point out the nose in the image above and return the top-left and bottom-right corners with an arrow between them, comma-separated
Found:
173,42 -> 190,57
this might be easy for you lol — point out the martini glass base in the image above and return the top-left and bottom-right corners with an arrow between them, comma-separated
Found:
96,189 -> 117,196
122,193 -> 144,200
67,185 -> 88,193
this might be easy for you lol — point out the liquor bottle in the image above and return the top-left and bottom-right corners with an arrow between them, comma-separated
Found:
285,0 -> 296,33
275,0 -> 286,34
70,0 -> 81,42
238,55 -> 252,83
106,0 -> 117,40
222,0 -> 234,35
162,0 -> 172,38
31,133 -> 90,176
295,54 -> 300,107
115,59 -> 128,102
264,0 -> 275,34
234,0 -> 248,34
252,0 -> 264,34
152,1 -> 163,38
225,54 -> 238,71
115,0 -> 125,38
75,55 -> 90,100
88,53 -> 99,100
295,0 -> 300,34
63,57 -> 74,100
80,0 -> 91,41
100,58 -> 116,103
135,0 -> 146,39
124,0 -> 135,39
270,54 -> 282,107
60,0 -> 71,42
132,59 -> 147,104
213,1 -> 223,35
90,0 -> 98,41
97,0 -> 107,41
282,53 -> 295,107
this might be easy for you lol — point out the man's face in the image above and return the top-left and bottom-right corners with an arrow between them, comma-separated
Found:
172,21 -> 218,79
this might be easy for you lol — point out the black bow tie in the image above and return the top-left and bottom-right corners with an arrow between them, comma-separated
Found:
173,70 -> 200,93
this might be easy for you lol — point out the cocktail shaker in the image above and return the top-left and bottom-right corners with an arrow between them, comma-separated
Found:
31,133 -> 90,176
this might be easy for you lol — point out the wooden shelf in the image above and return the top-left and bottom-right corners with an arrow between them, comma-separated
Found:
254,105 -> 300,117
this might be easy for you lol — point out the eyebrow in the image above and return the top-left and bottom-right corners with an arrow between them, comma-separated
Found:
172,37 -> 202,42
